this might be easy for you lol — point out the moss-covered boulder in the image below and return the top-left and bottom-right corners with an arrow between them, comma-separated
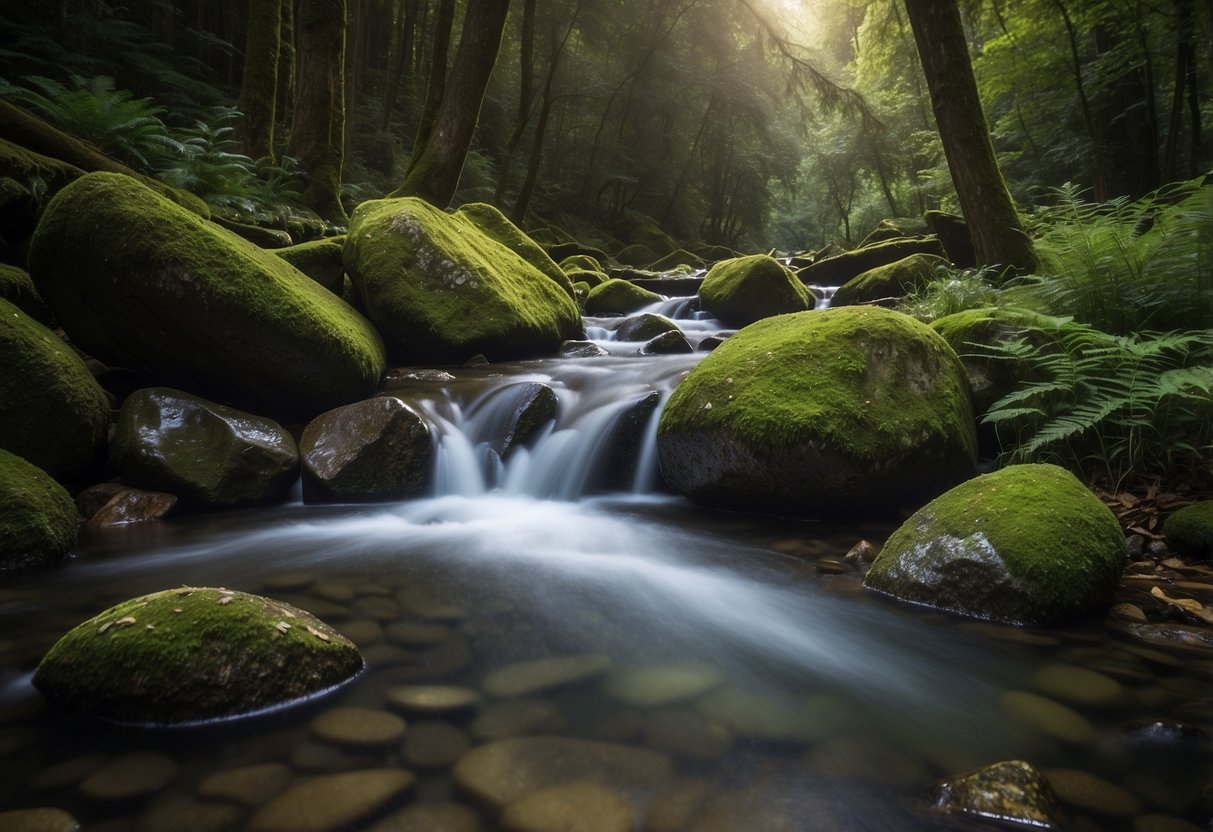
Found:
859,220 -> 906,247
698,255 -> 814,327
454,202 -> 575,298
110,388 -> 299,507
585,279 -> 662,316
864,464 -> 1126,624
566,268 -> 606,288
273,237 -> 347,294
657,307 -> 977,517
27,173 -> 385,421
547,242 -> 610,265
0,298 -> 110,481
0,264 -> 52,326
344,197 -> 582,365
559,254 -> 604,274
300,397 -> 432,503
32,587 -> 363,724
832,253 -> 948,307
797,237 -> 946,287
0,138 -> 83,253
0,448 -> 77,571
650,248 -> 705,271
1164,501 -> 1213,558
614,244 -> 659,268
212,216 -> 293,249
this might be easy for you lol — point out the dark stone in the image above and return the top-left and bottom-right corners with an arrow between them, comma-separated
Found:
925,210 -> 977,268
616,313 -> 679,342
697,335 -> 728,352
84,486 -> 176,527
929,760 -> 1066,829
796,237 -> 947,287
301,397 -> 432,503
639,331 -> 693,355
110,387 -> 299,507
599,392 -> 660,490
559,340 -> 610,358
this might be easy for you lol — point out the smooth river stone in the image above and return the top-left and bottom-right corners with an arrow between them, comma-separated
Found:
386,685 -> 482,715
311,707 -> 407,748
397,590 -> 467,622
336,620 -> 384,647
79,751 -> 178,801
470,699 -> 566,742
929,760 -> 1065,829
260,571 -> 316,591
642,708 -> 731,762
0,808 -> 80,832
481,655 -> 611,698
452,736 -> 672,811
134,796 -> 244,832
367,802 -> 482,832
1031,663 -> 1124,707
605,663 -> 724,708
385,621 -> 453,646
312,581 -> 356,603
1000,691 -> 1097,745
351,596 -> 400,622
32,753 -> 109,789
694,688 -> 827,745
249,768 -> 415,832
500,781 -> 634,832
401,720 -> 472,769
196,763 -> 292,807
1043,768 -> 1143,816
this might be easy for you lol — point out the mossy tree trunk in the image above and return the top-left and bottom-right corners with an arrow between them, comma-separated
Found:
288,0 -> 348,223
391,0 -> 511,207
237,0 -> 282,163
405,0 -> 458,172
903,0 -> 1039,273
276,0 -> 297,128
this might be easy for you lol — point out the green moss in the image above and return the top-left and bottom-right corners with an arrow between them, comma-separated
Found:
27,172 -> 384,421
455,203 -> 575,298
0,263 -> 54,325
559,254 -> 603,274
0,299 -> 110,481
0,448 -> 77,571
858,220 -> 905,247
345,197 -> 583,364
211,216 -> 294,249
699,254 -> 813,327
614,244 -> 659,268
798,237 -> 947,286
832,253 -> 948,307
274,236 -> 346,294
566,268 -> 605,288
1163,501 -> 1213,557
585,279 -> 662,315
864,464 -> 1126,624
649,248 -> 705,271
33,587 -> 362,723
657,306 -> 977,515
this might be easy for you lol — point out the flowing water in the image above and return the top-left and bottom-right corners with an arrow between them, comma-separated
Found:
0,296 -> 1209,831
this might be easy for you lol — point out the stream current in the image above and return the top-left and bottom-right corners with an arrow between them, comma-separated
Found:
0,293 -> 1209,831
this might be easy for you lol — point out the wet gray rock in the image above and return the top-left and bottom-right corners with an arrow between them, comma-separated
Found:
559,340 -> 609,358
599,391 -> 660,490
929,760 -> 1065,829
473,382 -> 558,459
301,397 -> 431,503
639,330 -> 693,355
83,486 -> 176,527
110,388 -> 298,507
616,313 -> 679,342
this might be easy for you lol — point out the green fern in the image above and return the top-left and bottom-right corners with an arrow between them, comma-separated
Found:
896,265 -> 1002,323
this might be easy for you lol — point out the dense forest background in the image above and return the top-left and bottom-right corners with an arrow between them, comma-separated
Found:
3,0 -> 1209,251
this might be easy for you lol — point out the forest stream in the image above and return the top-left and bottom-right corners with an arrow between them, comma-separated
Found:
0,295 -> 1209,832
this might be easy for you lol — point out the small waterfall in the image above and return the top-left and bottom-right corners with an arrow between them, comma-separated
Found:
809,284 -> 839,310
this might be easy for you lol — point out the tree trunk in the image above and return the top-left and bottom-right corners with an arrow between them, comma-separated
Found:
512,63 -> 558,221
381,0 -> 419,130
237,0 -> 282,162
392,0 -> 511,206
276,0 -> 296,130
288,0 -> 349,222
406,0 -> 458,170
1050,0 -> 1108,200
903,0 -> 1038,272
493,0 -> 537,205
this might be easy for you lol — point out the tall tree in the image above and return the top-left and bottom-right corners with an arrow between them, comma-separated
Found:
903,0 -> 1038,272
289,0 -> 349,222
391,0 -> 512,206
237,0 -> 282,162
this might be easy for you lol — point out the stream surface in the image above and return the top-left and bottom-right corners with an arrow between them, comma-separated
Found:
0,296 -> 1208,831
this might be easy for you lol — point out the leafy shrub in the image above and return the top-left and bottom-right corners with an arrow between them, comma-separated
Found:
896,265 -> 1002,323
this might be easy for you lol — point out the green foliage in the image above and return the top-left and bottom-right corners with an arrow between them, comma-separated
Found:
978,322 -> 1213,487
896,266 -> 1003,323
0,74 -> 180,171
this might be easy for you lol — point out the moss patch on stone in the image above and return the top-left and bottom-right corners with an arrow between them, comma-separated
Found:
585,279 -> 662,315
864,464 -> 1126,624
1164,501 -> 1213,558
559,254 -> 604,274
0,298 -> 110,482
345,197 -> 583,364
27,172 -> 385,421
699,254 -> 813,327
454,202 -> 575,297
614,244 -> 659,268
0,448 -> 77,571
657,306 -> 977,516
273,237 -> 347,294
33,586 -> 363,724
832,253 -> 948,307
650,248 -> 705,271
798,237 -> 947,286
0,263 -> 54,324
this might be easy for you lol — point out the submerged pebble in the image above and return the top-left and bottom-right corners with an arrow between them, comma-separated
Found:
249,768 -> 415,832
0,808 -> 80,832
1043,767 -> 1143,816
1031,663 -> 1123,707
500,781 -> 634,832
1000,691 -> 1098,745
311,707 -> 407,748
78,752 -> 178,801
386,685 -> 482,715
367,801 -> 482,832
196,762 -> 292,807
481,655 -> 610,698
605,662 -> 724,708
401,720 -> 472,769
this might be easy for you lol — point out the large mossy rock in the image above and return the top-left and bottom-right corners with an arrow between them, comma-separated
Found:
273,237 -> 347,294
657,307 -> 977,518
110,388 -> 299,507
454,202 -> 575,298
32,587 -> 363,724
584,279 -> 662,316
831,253 -> 948,307
344,197 -> 583,365
0,263 -> 54,324
1164,500 -> 1213,558
0,448 -> 77,572
864,464 -> 1126,624
27,172 -> 385,421
0,138 -> 83,253
0,298 -> 110,481
698,255 -> 814,327
300,396 -> 433,503
797,237 -> 946,286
